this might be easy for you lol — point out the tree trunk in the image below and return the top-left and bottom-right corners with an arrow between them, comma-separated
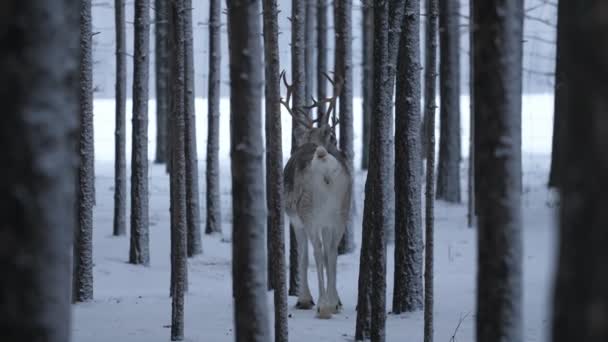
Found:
305,0 -> 316,113
472,0 -> 524,341
289,0 -> 307,297
393,0 -> 423,314
130,0 -> 151,266
423,1 -> 438,340
206,0 -> 222,235
317,0 -> 328,119
355,189 -> 373,341
436,0 -> 461,203
183,0 -> 202,257
169,0 -> 187,340
262,1 -> 288,340
113,0 -> 127,237
74,0 -> 95,303
0,2 -> 78,339
227,1 -> 272,341
155,0 -> 169,164
467,0 -> 475,228
361,1 -> 373,170
335,0 -> 356,255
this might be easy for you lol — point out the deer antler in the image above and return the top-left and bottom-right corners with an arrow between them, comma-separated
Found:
303,71 -> 343,127
279,70 -> 314,129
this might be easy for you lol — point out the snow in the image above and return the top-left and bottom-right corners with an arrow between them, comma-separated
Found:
74,95 -> 557,341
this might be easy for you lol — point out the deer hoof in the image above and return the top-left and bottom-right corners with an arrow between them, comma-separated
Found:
317,305 -> 334,319
295,300 -> 315,310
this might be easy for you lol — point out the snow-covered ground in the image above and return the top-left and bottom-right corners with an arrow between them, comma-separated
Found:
73,96 -> 557,341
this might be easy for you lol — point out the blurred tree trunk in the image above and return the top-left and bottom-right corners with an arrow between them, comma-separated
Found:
0,2 -> 78,340
467,0 -> 475,228
361,1 -> 373,170
317,0 -> 328,119
113,0 -> 127,237
155,0 -> 169,164
472,0 -> 524,341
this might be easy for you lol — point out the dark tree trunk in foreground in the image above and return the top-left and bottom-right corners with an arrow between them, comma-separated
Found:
169,0 -> 187,340
184,0 -> 202,257
155,0 -> 169,164
130,0 -> 151,266
227,1 -> 271,341
289,0 -> 306,297
423,0 -> 438,340
436,0 -> 461,203
361,1 -> 373,170
114,0 -> 127,237
551,2 -> 608,341
262,1 -> 288,339
335,0 -> 356,254
467,0 -> 475,228
206,0 -> 222,235
317,0 -> 327,119
472,0 -> 523,341
0,2 -> 78,340
305,0 -> 315,111
74,0 -> 95,303
547,0 -> 567,189
393,0 -> 423,314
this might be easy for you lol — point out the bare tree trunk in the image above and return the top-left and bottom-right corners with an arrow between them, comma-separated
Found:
361,1 -> 373,170
305,0 -> 316,112
472,0 -> 523,341
155,0 -> 169,164
227,1 -> 271,341
335,0 -> 356,255
317,0 -> 328,119
206,0 -> 222,235
436,0 -> 461,203
355,196 -> 372,341
393,0 -> 423,314
113,0 -> 127,237
169,0 -> 187,340
262,1 -> 288,340
130,0 -> 150,266
0,2 -> 78,339
74,0 -> 95,303
183,0 -> 202,257
423,1 -> 438,340
467,0 -> 475,228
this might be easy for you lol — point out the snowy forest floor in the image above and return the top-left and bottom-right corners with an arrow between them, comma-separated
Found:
73,97 -> 557,341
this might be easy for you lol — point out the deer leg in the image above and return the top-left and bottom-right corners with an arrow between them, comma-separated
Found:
323,226 -> 341,314
312,235 -> 332,319
294,226 -> 313,309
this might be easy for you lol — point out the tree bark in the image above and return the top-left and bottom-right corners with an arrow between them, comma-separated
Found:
467,0 -> 475,228
155,0 -> 169,164
169,0 -> 187,340
262,1 -> 288,340
317,0 -> 328,119
361,1 -> 373,170
335,0 -> 356,255
130,0 -> 150,266
206,0 -> 222,235
74,0 -> 95,303
227,1 -> 272,341
305,0 -> 316,114
472,0 -> 524,341
183,0 -> 202,257
436,0 -> 461,203
355,190 -> 373,341
393,0 -> 423,314
0,3 -> 78,340
551,1 -> 608,341
113,0 -> 127,237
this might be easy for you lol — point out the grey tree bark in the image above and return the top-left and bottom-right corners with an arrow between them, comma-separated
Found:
436,0 -> 461,203
472,0 -> 524,341
0,2 -> 78,340
392,0 -> 423,314
206,0 -> 222,235
262,1 -> 288,340
423,1 -> 438,340
361,1 -> 373,170
155,0 -> 169,164
169,0 -> 187,340
289,0 -> 306,297
130,0 -> 150,266
550,2 -> 608,342
467,0 -> 475,228
113,0 -> 127,237
74,0 -> 95,303
317,0 -> 327,119
335,0 -> 356,255
227,1 -> 271,341
355,213 -> 372,340
305,0 -> 316,112
184,0 -> 202,257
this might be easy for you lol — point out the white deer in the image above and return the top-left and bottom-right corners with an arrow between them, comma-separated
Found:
280,71 -> 353,319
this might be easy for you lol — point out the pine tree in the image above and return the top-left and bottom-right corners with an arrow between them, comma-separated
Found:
113,0 -> 127,237
361,1 -> 373,170
227,0 -> 271,340
155,0 -> 169,164
317,0 -> 328,119
467,0 -> 475,228
130,0 -> 151,266
74,0 -> 95,303
0,3 -> 78,340
472,0 -> 523,340
305,0 -> 316,111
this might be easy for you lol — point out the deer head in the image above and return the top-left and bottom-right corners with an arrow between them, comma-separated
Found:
280,70 -> 342,149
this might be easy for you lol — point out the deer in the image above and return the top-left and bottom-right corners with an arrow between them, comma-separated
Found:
280,71 -> 353,319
